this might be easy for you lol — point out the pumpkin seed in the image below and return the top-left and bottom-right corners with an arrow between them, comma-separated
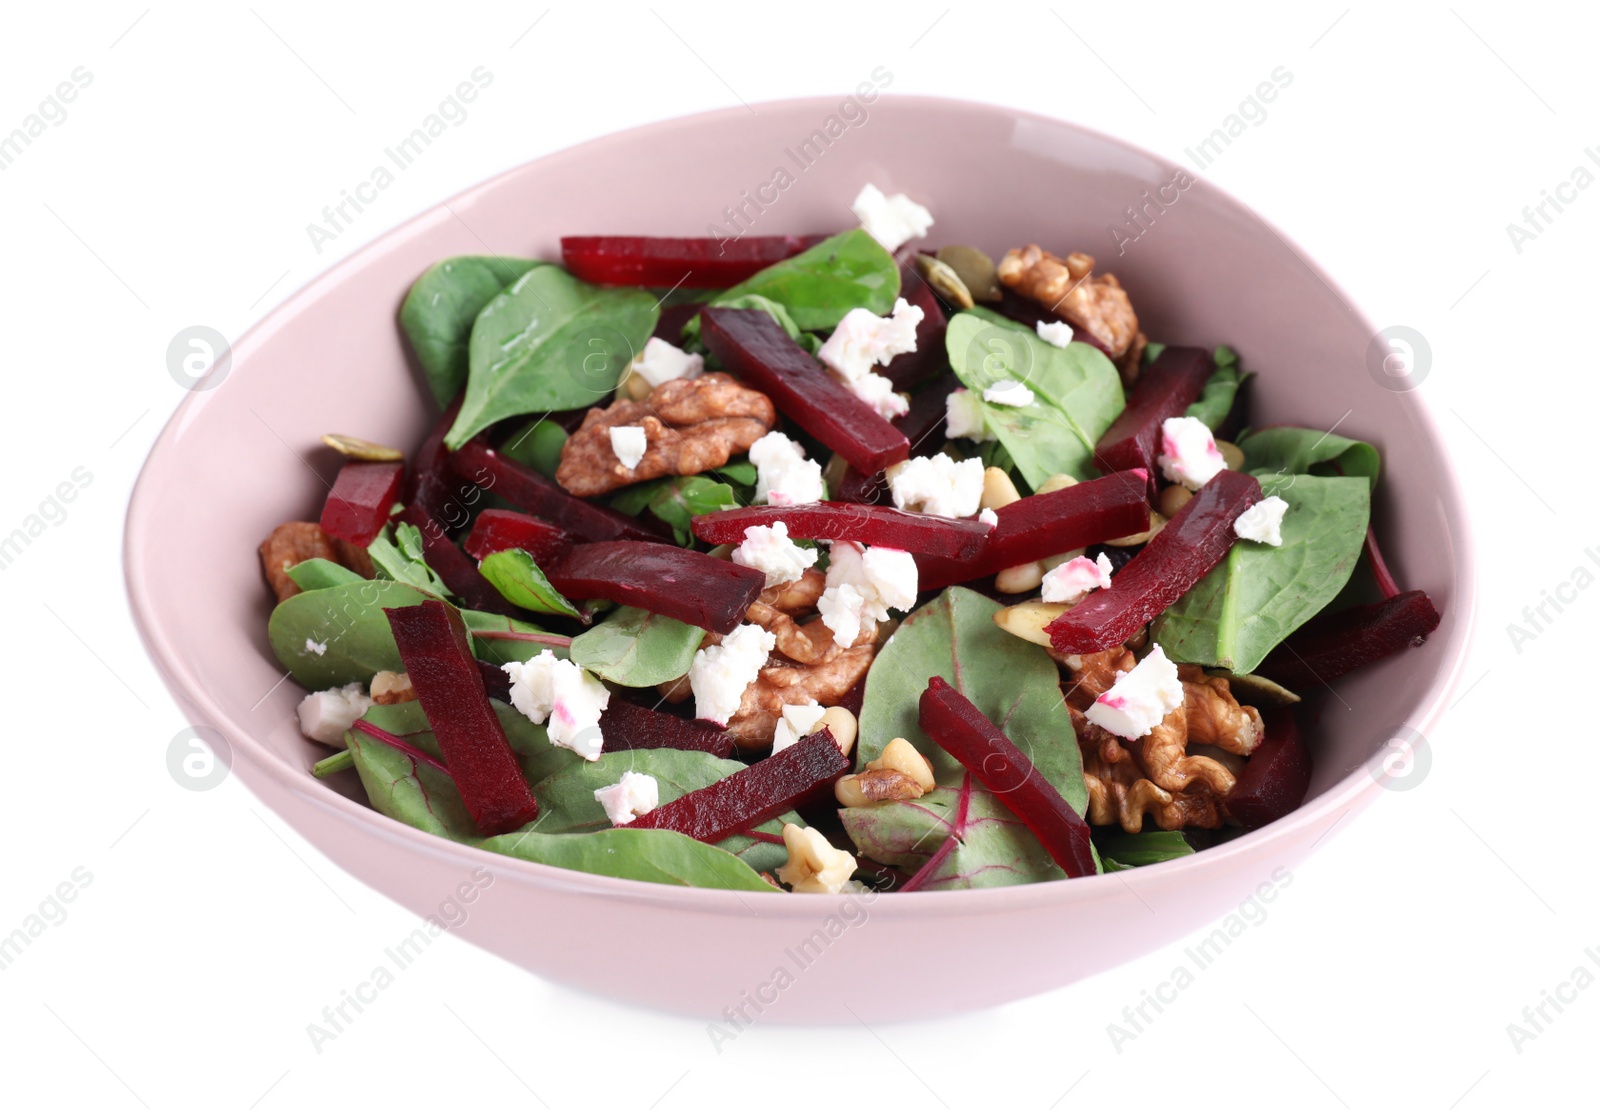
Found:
1213,670 -> 1301,708
321,433 -> 403,461
936,245 -> 1002,302
914,254 -> 974,309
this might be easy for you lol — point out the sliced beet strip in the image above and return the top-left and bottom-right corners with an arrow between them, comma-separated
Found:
448,440 -> 667,544
1256,589 -> 1442,693
839,370 -> 961,504
622,728 -> 847,843
701,307 -> 910,475
1225,707 -> 1312,829
394,504 -> 517,615
881,264 -> 949,391
384,601 -> 538,835
692,502 -> 991,560
463,509 -> 576,568
915,469 -> 1151,590
1093,345 -> 1215,500
320,460 -> 405,548
560,234 -> 828,289
546,541 -> 764,635
917,677 -> 1097,877
406,397 -> 472,525
599,699 -> 735,759
1046,470 -> 1263,654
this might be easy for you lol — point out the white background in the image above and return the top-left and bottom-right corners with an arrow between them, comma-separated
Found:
1,2 -> 1591,1114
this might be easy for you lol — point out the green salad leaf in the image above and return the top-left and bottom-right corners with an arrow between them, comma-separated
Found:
367,522 -> 451,597
477,549 -> 582,618
569,606 -> 703,687
446,266 -> 659,449
1096,829 -> 1196,871
1186,346 -> 1251,429
699,229 -> 900,333
1238,426 -> 1379,487
497,416 -> 568,478
945,309 -> 1125,489
840,786 -> 1064,890
1151,473 -> 1370,673
286,558 -> 364,592
858,586 -> 1088,812
610,473 -> 744,545
399,256 -> 544,406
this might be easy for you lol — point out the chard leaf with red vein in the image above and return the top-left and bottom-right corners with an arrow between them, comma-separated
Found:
569,606 -> 704,687
839,786 -> 1064,889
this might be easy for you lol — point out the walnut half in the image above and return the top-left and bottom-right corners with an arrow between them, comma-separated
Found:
997,244 -> 1140,361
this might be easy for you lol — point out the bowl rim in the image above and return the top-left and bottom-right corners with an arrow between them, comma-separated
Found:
123,92 -> 1476,915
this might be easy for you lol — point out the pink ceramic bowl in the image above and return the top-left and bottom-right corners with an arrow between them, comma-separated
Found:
125,96 -> 1473,1023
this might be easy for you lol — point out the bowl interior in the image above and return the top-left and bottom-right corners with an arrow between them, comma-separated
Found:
126,96 -> 1470,892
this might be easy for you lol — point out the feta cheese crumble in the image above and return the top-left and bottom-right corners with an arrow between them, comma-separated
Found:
817,541 -> 918,647
817,298 -> 923,420
305,638 -> 327,656
889,452 -> 985,518
729,521 -> 818,588
850,183 -> 934,252
1085,645 -> 1185,740
1041,552 -> 1114,605
772,702 -> 827,752
749,431 -> 825,507
609,425 -> 647,470
979,507 -> 999,527
1036,320 -> 1075,348
945,388 -> 994,442
631,336 -> 703,388
1157,416 -> 1227,491
689,624 -> 776,726
504,650 -> 611,760
593,770 -> 660,826
297,683 -> 372,747
983,379 -> 1036,408
1234,495 -> 1289,546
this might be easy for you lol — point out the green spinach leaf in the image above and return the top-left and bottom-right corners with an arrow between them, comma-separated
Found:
610,474 -> 743,546
1238,426 -> 1379,487
399,256 -> 544,406
445,267 -> 660,449
1186,348 -> 1251,430
477,549 -> 582,618
497,416 -> 568,478
1151,473 -> 1370,673
1096,829 -> 1196,871
569,606 -> 703,687
367,522 -> 451,597
699,230 -> 900,333
840,786 -> 1064,889
858,586 -> 1088,813
286,558 -> 364,592
945,310 -> 1125,489
682,291 -> 810,352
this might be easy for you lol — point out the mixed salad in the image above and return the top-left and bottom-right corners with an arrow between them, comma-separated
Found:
260,184 -> 1442,894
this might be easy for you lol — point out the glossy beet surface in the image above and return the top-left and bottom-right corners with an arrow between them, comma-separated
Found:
599,699 -> 735,759
623,728 -> 848,843
1258,589 -> 1442,694
1225,708 -> 1312,829
449,441 -> 667,544
463,509 -> 576,568
560,234 -> 826,288
692,502 -> 991,559
918,677 -> 1096,877
320,461 -> 404,547
1094,345 -> 1214,500
1046,470 -> 1262,653
383,601 -> 538,835
546,541 -> 764,635
394,504 -> 516,615
701,307 -> 909,474
881,265 -> 949,391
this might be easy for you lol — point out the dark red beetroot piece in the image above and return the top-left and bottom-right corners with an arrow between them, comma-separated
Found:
320,461 -> 405,548
881,264 -> 949,391
1258,590 -> 1442,693
1046,470 -> 1262,654
449,441 -> 667,544
546,541 -> 764,635
406,397 -> 475,526
915,469 -> 1151,590
623,728 -> 847,842
599,698 -> 735,759
1093,345 -> 1215,500
560,235 -> 827,289
701,307 -> 910,475
1224,707 -> 1312,829
692,502 -> 991,560
838,371 -> 961,504
384,601 -> 538,835
476,658 -> 512,704
394,504 -> 517,615
463,509 -> 576,569
918,677 -> 1097,877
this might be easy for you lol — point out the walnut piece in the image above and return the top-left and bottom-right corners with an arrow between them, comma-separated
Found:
370,670 -> 416,706
555,372 -> 775,496
259,521 -> 338,602
997,245 -> 1140,360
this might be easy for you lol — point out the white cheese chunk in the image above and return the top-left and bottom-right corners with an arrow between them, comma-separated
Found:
818,541 -> 918,647
1234,495 -> 1289,546
1041,552 -> 1114,605
689,624 -> 776,726
817,298 -> 923,420
979,507 -> 999,527
945,388 -> 994,442
305,638 -> 327,656
609,425 -> 647,470
889,452 -> 985,518
850,183 -> 934,252
983,379 -> 1036,407
632,336 -> 703,387
504,650 -> 610,760
593,770 -> 660,825
1157,416 -> 1227,491
749,431 -> 825,507
297,683 -> 372,747
1036,320 -> 1075,348
730,521 -> 818,588
772,701 -> 827,752
1085,645 -> 1185,740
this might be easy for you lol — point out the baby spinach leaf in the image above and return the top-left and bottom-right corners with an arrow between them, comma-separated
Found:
1238,426 -> 1379,487
840,786 -> 1064,890
477,548 -> 582,618
1151,473 -> 1370,673
367,522 -> 452,597
610,474 -> 743,546
287,558 -> 364,592
569,606 -> 703,687
400,256 -> 544,406
682,291 -> 808,352
1186,348 -> 1251,430
497,416 -> 568,478
1096,829 -> 1195,871
446,267 -> 660,449
717,459 -> 758,486
945,310 -> 1125,489
858,586 -> 1088,813
700,229 -> 900,333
